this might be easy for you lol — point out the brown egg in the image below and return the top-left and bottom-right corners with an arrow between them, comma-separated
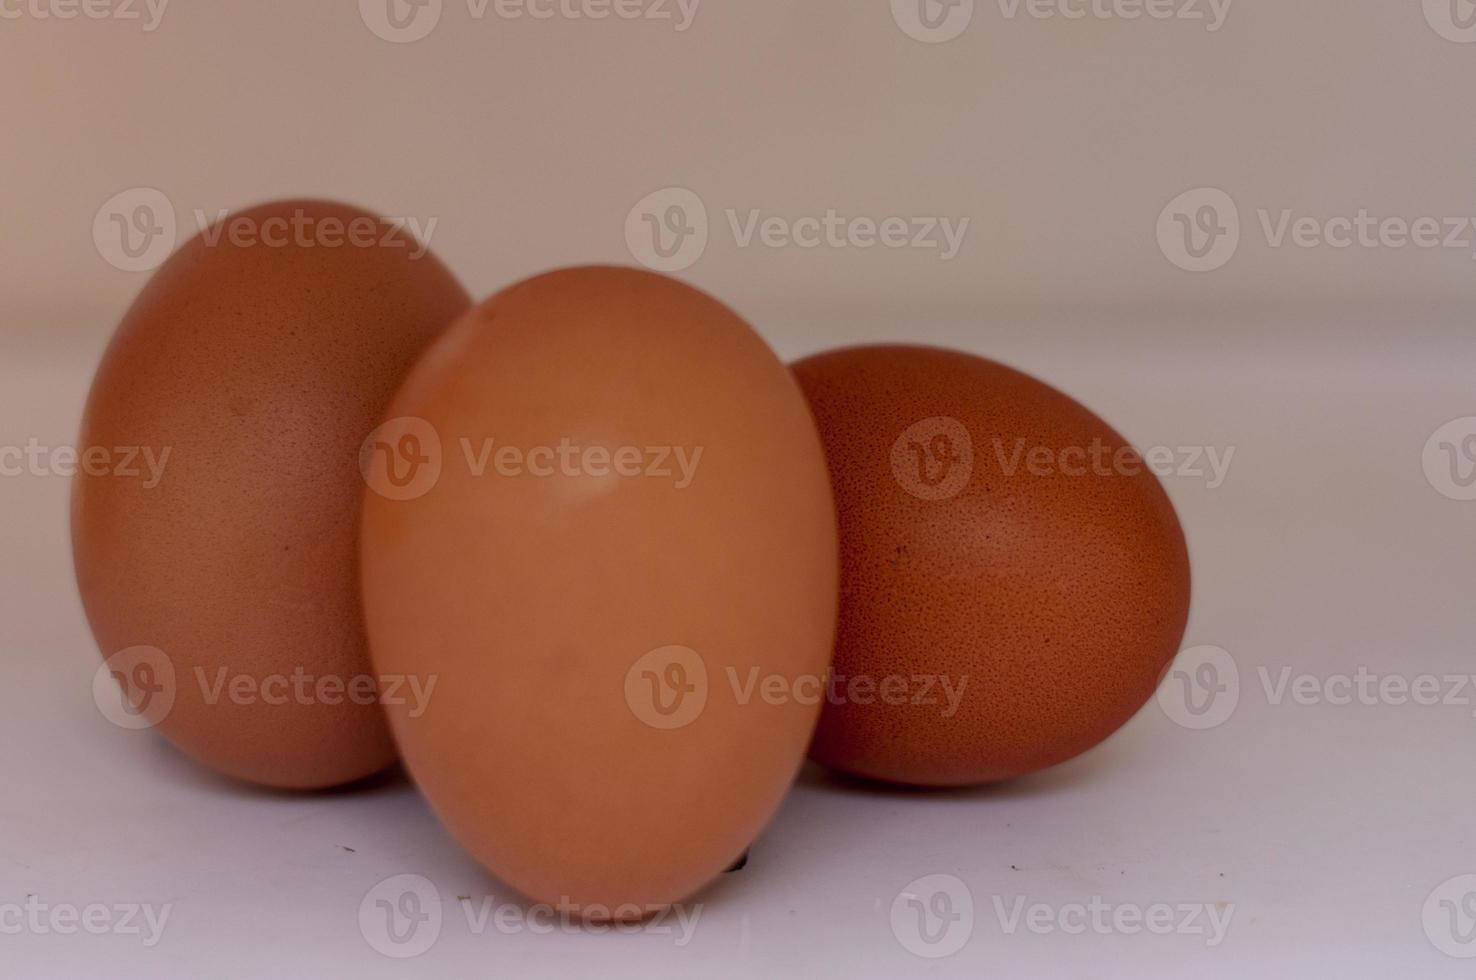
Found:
793,345 -> 1191,787
72,199 -> 470,790
360,266 -> 837,917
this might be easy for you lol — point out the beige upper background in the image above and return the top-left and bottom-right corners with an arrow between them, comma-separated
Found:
2,0 -> 1474,341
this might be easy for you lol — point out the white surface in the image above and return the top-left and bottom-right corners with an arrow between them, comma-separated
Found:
5,320 -> 1476,978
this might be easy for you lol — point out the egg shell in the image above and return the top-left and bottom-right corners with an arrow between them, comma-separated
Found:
793,344 -> 1191,787
72,199 -> 471,789
359,266 -> 838,916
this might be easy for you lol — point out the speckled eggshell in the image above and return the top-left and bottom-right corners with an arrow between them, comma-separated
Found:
72,199 -> 471,790
360,266 -> 838,917
793,345 -> 1191,787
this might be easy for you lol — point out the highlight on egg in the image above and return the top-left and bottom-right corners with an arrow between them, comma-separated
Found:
72,198 -> 471,790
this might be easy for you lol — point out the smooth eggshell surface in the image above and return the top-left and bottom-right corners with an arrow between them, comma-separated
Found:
360,266 -> 838,916
72,199 -> 471,789
793,345 -> 1191,787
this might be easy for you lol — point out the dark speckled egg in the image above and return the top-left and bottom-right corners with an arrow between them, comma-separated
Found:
793,345 -> 1191,787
